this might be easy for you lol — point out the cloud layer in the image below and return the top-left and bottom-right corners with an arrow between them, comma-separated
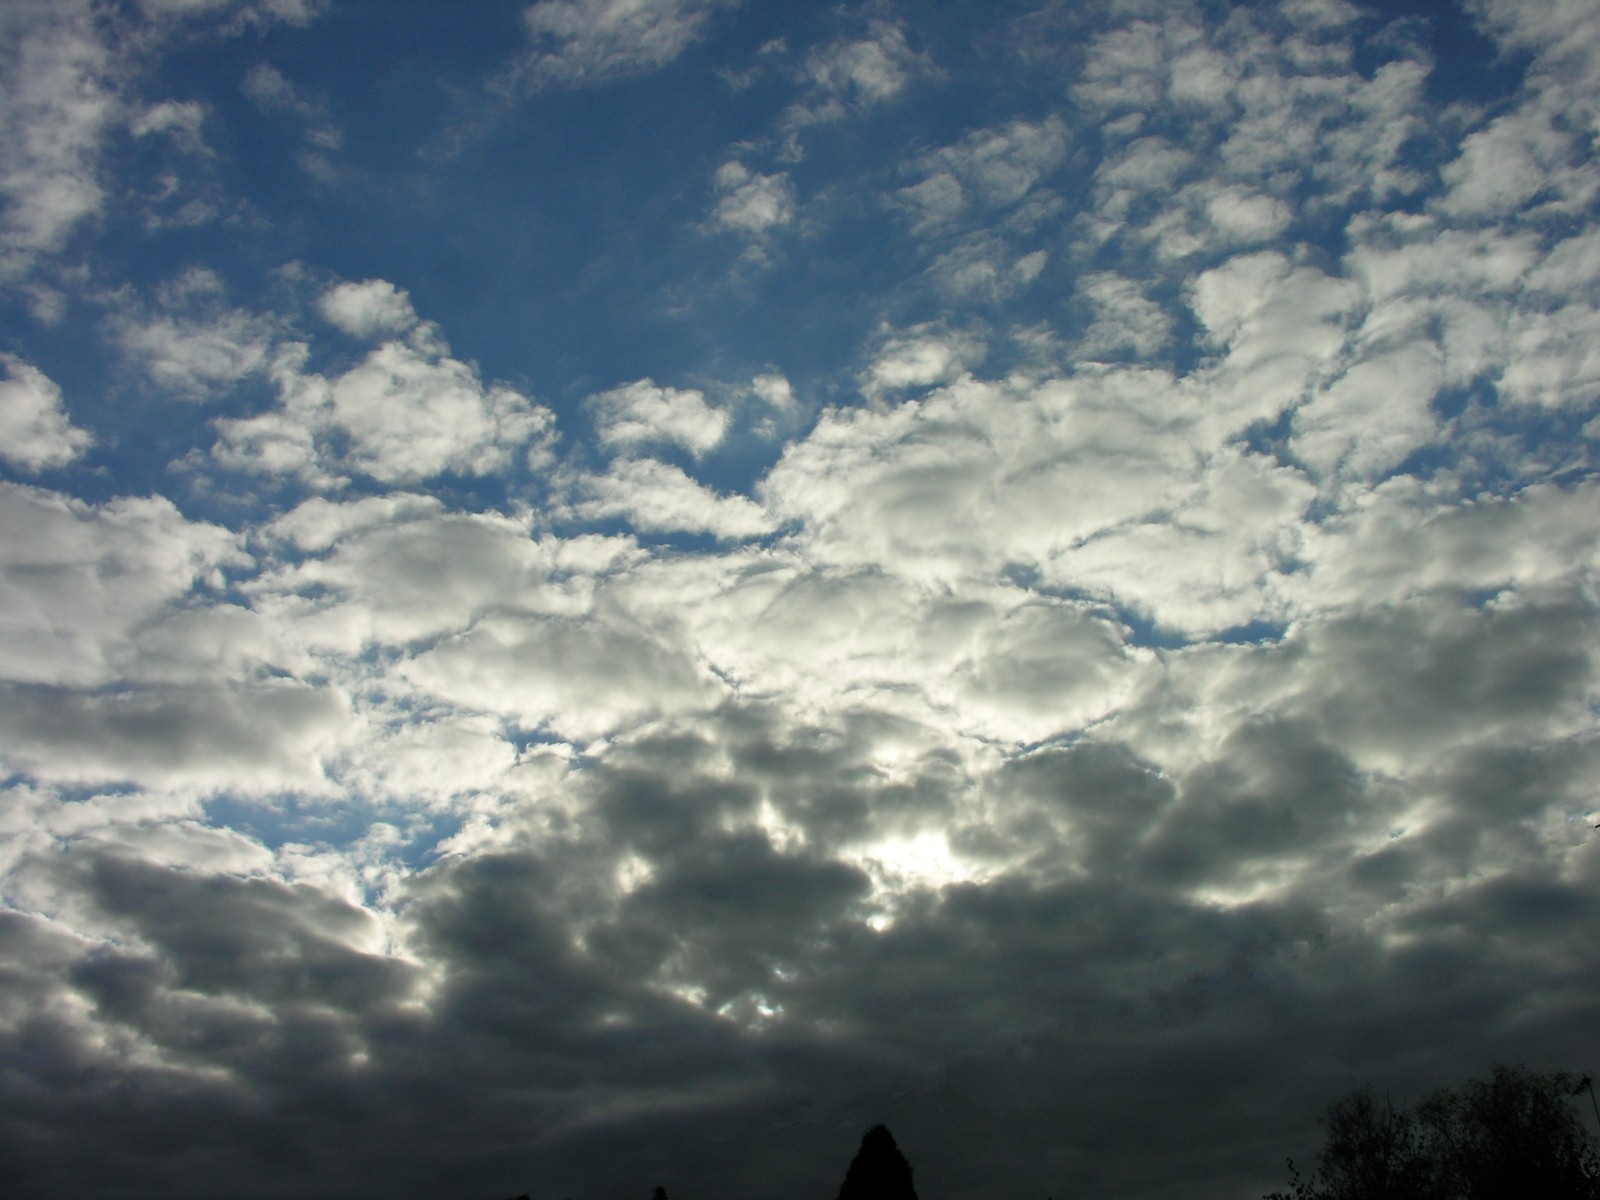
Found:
1,2 -> 1598,1199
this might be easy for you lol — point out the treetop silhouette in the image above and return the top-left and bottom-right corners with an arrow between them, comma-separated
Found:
837,1123 -> 918,1200
1266,1064 -> 1600,1200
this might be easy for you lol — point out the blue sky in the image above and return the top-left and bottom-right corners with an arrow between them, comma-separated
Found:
3,2 -> 1600,1198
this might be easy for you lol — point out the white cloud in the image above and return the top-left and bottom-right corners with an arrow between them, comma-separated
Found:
1053,448 -> 1316,635
512,0 -> 732,90
1076,273 -> 1173,359
215,339 -> 558,484
1077,9 -> 1432,223
334,712 -> 526,804
1468,0 -> 1600,144
1072,18 -> 1182,113
1187,251 -> 1360,440
586,379 -> 727,457
263,491 -> 449,553
0,1 -> 328,286
402,610 -> 721,742
0,356 -> 92,471
569,457 -> 772,540
0,3 -> 116,282
114,304 -> 279,400
0,483 -> 242,689
900,116 -> 1068,229
897,171 -> 965,230
1345,216 -> 1539,302
767,372 -> 1177,583
750,372 -> 794,411
1292,344 -> 1443,479
1299,478 -> 1600,610
953,601 -> 1143,744
1495,304 -> 1600,408
313,342 -> 556,480
1203,184 -> 1292,243
0,679 -> 352,792
861,326 -> 985,397
130,99 -> 208,150
782,18 -> 933,132
1438,108 -> 1579,218
804,19 -> 925,106
710,162 -> 795,235
1525,228 -> 1600,292
923,238 -> 1046,303
1096,135 -> 1193,193
249,499 -> 636,652
139,0 -> 326,25
318,279 -> 419,339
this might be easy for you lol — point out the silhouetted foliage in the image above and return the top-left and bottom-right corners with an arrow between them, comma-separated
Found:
1267,1065 -> 1600,1200
837,1124 -> 918,1200
652,1187 -> 669,1200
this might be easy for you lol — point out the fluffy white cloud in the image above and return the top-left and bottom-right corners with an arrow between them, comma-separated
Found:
585,378 -> 727,457
129,99 -> 208,148
215,339 -> 557,484
952,600 -> 1144,744
0,679 -> 352,791
1439,107 -> 1580,218
860,325 -> 985,397
750,372 -> 794,411
710,162 -> 794,235
1299,478 -> 1600,609
1292,343 -> 1444,479
568,457 -> 772,539
111,276 -> 281,400
334,712 -> 525,804
1075,273 -> 1173,358
0,483 -> 242,688
318,278 -> 418,338
402,610 -> 721,742
923,235 -> 1047,302
1187,251 -> 1360,441
1496,304 -> 1600,408
0,356 -> 92,470
1203,184 -> 1292,243
249,500 -> 629,651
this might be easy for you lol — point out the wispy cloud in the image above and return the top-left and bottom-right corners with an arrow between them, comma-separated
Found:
503,0 -> 737,91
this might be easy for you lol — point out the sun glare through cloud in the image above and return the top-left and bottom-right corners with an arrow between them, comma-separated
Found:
2,1 -> 1600,1198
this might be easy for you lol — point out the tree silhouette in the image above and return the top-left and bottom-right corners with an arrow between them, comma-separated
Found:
1267,1065 -> 1600,1200
1419,1066 -> 1600,1199
837,1124 -> 918,1200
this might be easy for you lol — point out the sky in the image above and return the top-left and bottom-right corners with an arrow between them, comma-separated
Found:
1,0 -> 1599,1197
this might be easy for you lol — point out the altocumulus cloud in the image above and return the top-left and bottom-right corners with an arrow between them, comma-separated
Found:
1,2 -> 1599,1199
